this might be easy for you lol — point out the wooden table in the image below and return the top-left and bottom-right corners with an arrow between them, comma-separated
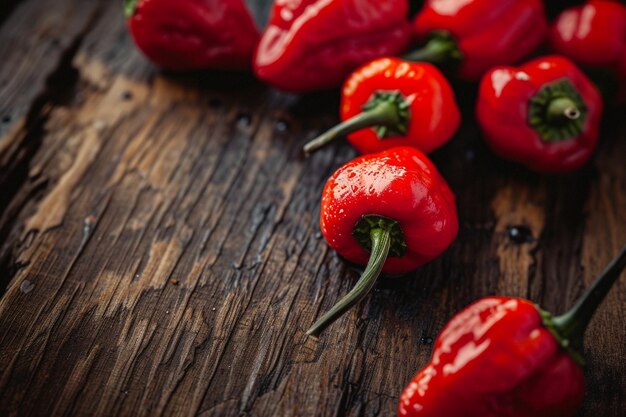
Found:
1,1 -> 624,416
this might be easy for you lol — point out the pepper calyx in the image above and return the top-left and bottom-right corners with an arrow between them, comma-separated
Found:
538,307 -> 585,366
528,79 -> 587,142
352,215 -> 407,257
361,91 -> 411,139
124,0 -> 139,18
403,30 -> 463,67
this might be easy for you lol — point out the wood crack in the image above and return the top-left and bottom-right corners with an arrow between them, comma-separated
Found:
0,1 -> 104,296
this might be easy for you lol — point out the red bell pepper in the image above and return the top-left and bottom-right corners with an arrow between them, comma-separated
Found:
399,246 -> 626,417
307,147 -> 458,337
254,0 -> 412,93
303,57 -> 460,155
125,0 -> 260,71
407,0 -> 548,80
549,0 -> 626,101
476,56 -> 603,173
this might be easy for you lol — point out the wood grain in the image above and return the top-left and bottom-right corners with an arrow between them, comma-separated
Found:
0,1 -> 624,416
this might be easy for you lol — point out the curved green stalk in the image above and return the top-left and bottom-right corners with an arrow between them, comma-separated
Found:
306,228 -> 391,338
303,101 -> 399,155
552,246 -> 626,356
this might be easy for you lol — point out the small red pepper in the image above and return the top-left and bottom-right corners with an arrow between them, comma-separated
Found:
549,0 -> 626,101
303,57 -> 460,155
254,0 -> 412,93
125,0 -> 260,71
399,246 -> 626,417
407,0 -> 548,80
307,147 -> 458,337
476,56 -> 603,173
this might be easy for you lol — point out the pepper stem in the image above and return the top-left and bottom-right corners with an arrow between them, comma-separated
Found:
552,246 -> 626,353
306,228 -> 391,338
547,97 -> 581,124
124,0 -> 139,17
528,79 -> 587,142
303,101 -> 401,155
403,31 -> 462,65
304,91 -> 410,155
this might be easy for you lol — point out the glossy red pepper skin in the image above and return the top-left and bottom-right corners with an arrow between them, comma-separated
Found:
412,0 -> 548,80
549,0 -> 626,100
477,56 -> 603,173
126,0 -> 260,71
320,147 -> 458,275
254,0 -> 412,93
398,297 -> 585,417
341,58 -> 460,154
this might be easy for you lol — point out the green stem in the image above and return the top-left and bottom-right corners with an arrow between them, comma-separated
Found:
547,97 -> 581,124
303,102 -> 400,155
404,39 -> 451,63
403,32 -> 461,64
306,228 -> 391,338
528,79 -> 587,142
124,0 -> 139,17
553,246 -> 626,352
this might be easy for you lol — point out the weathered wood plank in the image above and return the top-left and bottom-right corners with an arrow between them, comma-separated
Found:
578,124 -> 626,416
0,1 -> 624,417
0,0 -> 107,293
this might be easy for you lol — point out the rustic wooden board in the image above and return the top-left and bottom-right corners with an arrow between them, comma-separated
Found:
0,1 -> 624,416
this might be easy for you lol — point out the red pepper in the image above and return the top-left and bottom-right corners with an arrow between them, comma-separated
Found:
254,0 -> 412,93
399,246 -> 626,417
307,147 -> 458,337
303,57 -> 460,155
549,0 -> 626,101
125,0 -> 260,71
407,0 -> 548,80
476,56 -> 603,173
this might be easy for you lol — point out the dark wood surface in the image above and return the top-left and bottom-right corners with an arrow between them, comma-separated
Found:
0,1 -> 624,416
